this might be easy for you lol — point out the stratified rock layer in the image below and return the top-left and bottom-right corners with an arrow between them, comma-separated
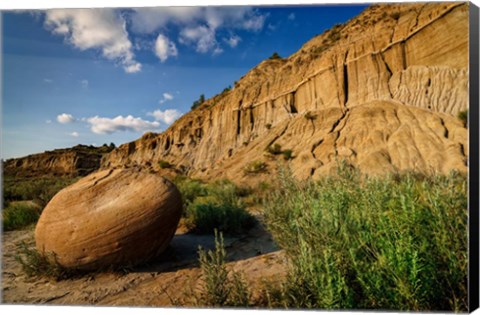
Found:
102,2 -> 469,182
35,169 -> 183,270
4,144 -> 115,177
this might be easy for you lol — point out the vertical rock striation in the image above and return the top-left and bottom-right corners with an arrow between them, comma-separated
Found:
102,2 -> 469,181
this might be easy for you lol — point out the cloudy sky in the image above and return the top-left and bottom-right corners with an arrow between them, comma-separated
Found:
2,3 -> 366,159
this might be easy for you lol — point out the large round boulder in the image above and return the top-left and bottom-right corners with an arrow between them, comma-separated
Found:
35,168 -> 183,270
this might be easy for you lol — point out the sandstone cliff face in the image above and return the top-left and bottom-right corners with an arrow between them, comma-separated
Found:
4,145 -> 114,177
103,2 -> 469,181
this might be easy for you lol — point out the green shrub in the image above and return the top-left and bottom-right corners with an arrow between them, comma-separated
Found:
191,231 -> 250,307
3,203 -> 40,231
186,201 -> 254,235
191,94 -> 206,110
458,110 -> 468,127
158,160 -> 173,169
266,144 -> 293,160
269,52 -> 282,60
266,143 -> 282,155
263,167 -> 468,311
174,177 -> 208,210
244,161 -> 267,175
176,178 -> 255,235
327,25 -> 342,42
390,11 -> 401,20
282,149 -> 293,160
16,242 -> 71,280
304,112 -> 317,120
207,179 -> 248,205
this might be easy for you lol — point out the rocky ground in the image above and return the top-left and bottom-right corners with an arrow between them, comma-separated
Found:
2,214 -> 287,307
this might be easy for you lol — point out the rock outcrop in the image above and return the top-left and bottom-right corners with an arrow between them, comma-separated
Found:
102,2 -> 469,182
4,144 -> 115,177
35,169 -> 183,270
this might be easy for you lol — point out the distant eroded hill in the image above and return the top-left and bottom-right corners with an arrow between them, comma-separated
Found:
4,144 -> 115,177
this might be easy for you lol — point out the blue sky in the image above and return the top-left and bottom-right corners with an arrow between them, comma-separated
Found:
2,4 -> 367,159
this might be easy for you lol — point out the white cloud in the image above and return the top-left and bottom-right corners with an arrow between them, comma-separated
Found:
154,34 -> 178,62
241,13 -> 266,31
224,35 -> 241,48
147,109 -> 182,125
124,62 -> 142,73
179,25 -> 217,53
130,7 -> 266,55
268,23 -> 277,31
213,47 -> 224,55
130,7 -> 203,33
288,13 -> 296,21
130,7 -> 266,34
80,79 -> 89,88
204,7 -> 266,31
44,8 -> 141,73
69,131 -> 79,137
46,120 -> 52,124
57,113 -> 75,124
159,92 -> 174,104
43,78 -> 53,83
86,115 -> 160,134
163,92 -> 174,101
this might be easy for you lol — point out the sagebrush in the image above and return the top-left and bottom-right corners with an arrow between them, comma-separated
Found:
263,166 -> 468,311
190,231 -> 250,307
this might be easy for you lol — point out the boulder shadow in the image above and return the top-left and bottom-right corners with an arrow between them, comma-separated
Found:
132,219 -> 280,274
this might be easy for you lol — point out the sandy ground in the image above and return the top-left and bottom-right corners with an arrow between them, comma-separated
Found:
1,216 -> 287,307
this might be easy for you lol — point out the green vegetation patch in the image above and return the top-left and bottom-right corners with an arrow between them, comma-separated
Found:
16,242 -> 72,280
243,161 -> 267,175
265,144 -> 294,160
269,52 -> 282,60
458,109 -> 468,127
191,94 -> 206,110
158,159 -> 173,169
3,176 -> 78,207
188,231 -> 251,307
3,176 -> 79,231
3,202 -> 40,231
174,177 -> 255,235
263,166 -> 468,311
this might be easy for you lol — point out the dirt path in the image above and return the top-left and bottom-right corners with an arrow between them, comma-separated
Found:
2,218 -> 287,307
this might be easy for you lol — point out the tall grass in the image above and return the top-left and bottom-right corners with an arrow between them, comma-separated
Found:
263,166 -> 468,311
3,203 -> 40,231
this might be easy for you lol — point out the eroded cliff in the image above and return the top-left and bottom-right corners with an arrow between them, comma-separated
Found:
103,2 -> 469,181
4,144 -> 115,177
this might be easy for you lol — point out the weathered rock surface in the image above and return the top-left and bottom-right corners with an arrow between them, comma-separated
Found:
101,2 -> 469,181
4,144 -> 115,177
35,169 -> 183,270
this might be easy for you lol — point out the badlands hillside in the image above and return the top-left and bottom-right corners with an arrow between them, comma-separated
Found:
2,3 -> 471,309
103,2 -> 469,181
3,144 -> 115,177
5,2 -> 469,181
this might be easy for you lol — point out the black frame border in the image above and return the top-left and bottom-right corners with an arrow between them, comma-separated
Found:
469,1 -> 479,312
